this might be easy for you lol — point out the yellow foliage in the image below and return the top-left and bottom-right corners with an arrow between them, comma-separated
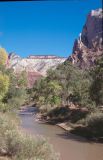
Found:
0,48 -> 8,65
0,73 -> 9,100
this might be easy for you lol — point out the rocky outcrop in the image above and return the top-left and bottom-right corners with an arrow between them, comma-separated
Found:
68,8 -> 103,69
8,53 -> 66,75
8,53 -> 66,87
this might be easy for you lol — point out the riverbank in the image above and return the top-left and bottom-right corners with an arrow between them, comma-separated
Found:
57,122 -> 103,143
19,106 -> 103,160
34,107 -> 103,143
19,105 -> 103,142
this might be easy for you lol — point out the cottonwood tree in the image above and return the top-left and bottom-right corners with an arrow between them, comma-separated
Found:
0,48 -> 8,65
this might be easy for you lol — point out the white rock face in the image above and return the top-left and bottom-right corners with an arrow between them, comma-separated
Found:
8,53 -> 66,75
91,8 -> 102,17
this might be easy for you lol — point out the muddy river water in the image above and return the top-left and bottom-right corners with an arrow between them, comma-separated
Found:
19,107 -> 103,160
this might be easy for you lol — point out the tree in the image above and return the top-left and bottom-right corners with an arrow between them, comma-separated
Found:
54,61 -> 82,106
3,71 -> 27,109
90,57 -> 103,106
17,71 -> 28,88
0,73 -> 9,101
73,70 -> 94,108
46,81 -> 62,106
0,48 -> 8,65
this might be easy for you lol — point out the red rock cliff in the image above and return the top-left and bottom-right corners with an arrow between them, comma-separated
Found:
68,8 -> 103,69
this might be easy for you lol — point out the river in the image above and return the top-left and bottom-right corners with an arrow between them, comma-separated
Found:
19,106 -> 103,160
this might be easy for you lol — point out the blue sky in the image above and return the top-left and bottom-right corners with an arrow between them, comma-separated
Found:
0,0 -> 102,58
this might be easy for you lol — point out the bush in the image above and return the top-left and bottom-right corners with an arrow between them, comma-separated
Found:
7,97 -> 23,109
0,113 -> 59,160
68,109 -> 88,123
46,107 -> 70,123
85,112 -> 103,136
39,104 -> 52,114
0,102 -> 9,112
0,73 -> 9,101
2,88 -> 28,111
84,112 -> 103,137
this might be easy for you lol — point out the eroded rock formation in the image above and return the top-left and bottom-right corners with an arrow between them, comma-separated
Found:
8,53 -> 66,87
68,8 -> 103,69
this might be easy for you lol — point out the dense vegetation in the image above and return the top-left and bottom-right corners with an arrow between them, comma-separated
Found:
0,47 -> 59,160
31,60 -> 98,110
0,48 -> 28,112
31,56 -> 103,140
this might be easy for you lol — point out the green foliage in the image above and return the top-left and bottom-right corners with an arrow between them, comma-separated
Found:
46,81 -> 62,106
31,61 -> 94,113
17,71 -> 28,88
32,78 -> 62,110
81,111 -> 103,137
39,104 -> 52,113
0,102 -> 9,113
0,50 -> 27,111
46,107 -> 88,124
4,87 -> 27,110
0,73 -> 9,101
90,57 -> 103,106
0,48 -> 8,65
48,62 -> 93,108
47,107 -> 70,122
72,71 -> 95,108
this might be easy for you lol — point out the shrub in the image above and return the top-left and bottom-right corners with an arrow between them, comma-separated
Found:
0,73 -> 9,101
0,113 -> 59,160
69,109 -> 88,123
84,112 -> 103,137
0,102 -> 9,112
39,104 -> 52,114
4,88 -> 27,111
46,107 -> 70,123
0,48 -> 8,65
7,97 -> 23,109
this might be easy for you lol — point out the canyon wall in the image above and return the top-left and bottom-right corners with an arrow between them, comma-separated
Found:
68,8 -> 103,69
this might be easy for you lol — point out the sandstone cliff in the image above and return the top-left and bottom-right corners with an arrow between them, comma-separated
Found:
8,53 -> 66,87
8,53 -> 66,75
68,8 -> 103,69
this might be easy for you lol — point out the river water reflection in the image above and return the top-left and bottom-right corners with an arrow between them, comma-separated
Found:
19,107 -> 103,160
